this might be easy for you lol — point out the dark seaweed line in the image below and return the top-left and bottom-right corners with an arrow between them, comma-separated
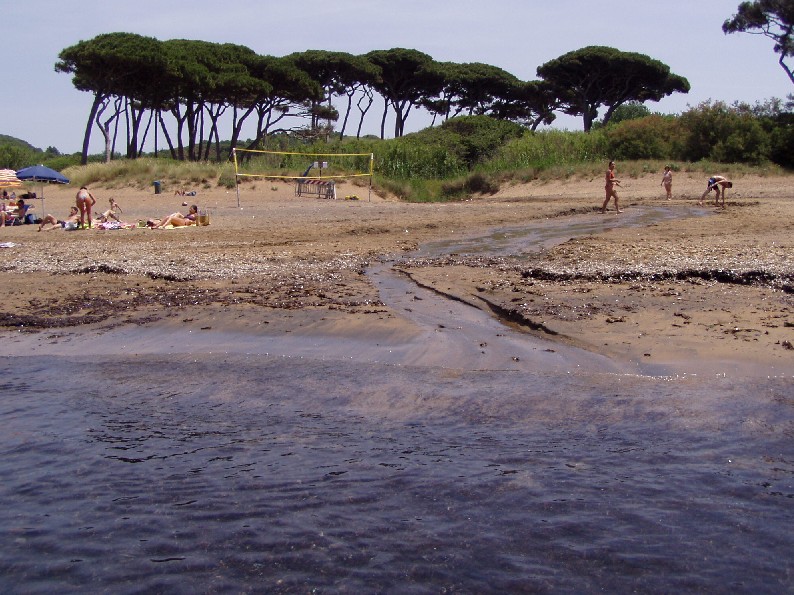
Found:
521,268 -> 794,293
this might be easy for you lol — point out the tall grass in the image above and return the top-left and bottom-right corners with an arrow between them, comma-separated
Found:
63,158 -> 232,191
375,143 -> 467,179
484,129 -> 610,173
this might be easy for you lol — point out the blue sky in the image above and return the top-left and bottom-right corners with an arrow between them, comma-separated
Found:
2,0 -> 792,154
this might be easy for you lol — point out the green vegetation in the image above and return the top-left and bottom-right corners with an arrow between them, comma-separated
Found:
537,46 -> 690,131
4,101 -> 792,202
63,158 -> 230,191
0,135 -> 67,171
54,34 -> 693,165
34,4 -> 794,169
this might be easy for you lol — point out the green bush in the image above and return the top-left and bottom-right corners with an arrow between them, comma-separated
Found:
42,154 -> 83,172
0,144 -> 36,170
604,115 -> 684,160
435,115 -> 526,166
371,115 -> 525,179
769,117 -> 794,168
678,101 -> 772,164
487,129 -> 609,172
376,139 -> 466,179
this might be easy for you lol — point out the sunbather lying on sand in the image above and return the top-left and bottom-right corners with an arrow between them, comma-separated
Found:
38,206 -> 80,231
148,205 -> 198,228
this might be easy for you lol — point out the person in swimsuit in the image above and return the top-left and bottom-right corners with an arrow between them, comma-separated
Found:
150,204 -> 198,228
75,186 -> 97,228
661,165 -> 673,200
699,176 -> 732,208
601,160 -> 623,214
38,206 -> 80,231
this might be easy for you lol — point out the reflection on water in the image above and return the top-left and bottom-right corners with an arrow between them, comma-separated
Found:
1,356 -> 792,592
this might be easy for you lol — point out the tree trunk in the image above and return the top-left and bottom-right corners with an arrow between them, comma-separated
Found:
138,110 -> 154,157
229,104 -> 256,158
380,98 -> 389,139
779,54 -> 794,85
355,89 -> 374,139
339,90 -> 354,139
81,94 -> 104,165
158,111 -> 178,160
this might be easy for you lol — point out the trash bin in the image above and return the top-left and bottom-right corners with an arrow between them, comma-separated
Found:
153,180 -> 161,195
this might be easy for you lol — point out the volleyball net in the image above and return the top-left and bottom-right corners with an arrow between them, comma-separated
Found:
231,148 -> 374,205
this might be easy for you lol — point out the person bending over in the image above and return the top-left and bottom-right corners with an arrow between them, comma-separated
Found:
75,186 -> 97,228
699,176 -> 732,208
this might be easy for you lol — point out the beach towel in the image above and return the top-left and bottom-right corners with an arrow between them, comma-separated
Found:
96,221 -> 135,230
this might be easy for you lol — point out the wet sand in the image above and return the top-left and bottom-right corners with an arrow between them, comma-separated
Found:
0,171 -> 792,374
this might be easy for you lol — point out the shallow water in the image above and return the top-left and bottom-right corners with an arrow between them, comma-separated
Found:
1,357 -> 792,593
1,207 -> 793,593
415,205 -> 698,259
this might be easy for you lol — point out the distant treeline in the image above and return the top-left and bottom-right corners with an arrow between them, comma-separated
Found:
54,35 -> 691,164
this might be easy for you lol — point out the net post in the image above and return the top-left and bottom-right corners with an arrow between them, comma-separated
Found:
232,148 -> 241,208
368,153 -> 374,202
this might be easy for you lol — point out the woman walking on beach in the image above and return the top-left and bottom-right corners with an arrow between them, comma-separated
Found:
661,165 -> 673,199
75,186 -> 96,229
602,161 -> 622,213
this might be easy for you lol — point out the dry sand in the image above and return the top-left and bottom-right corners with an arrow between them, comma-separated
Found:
1,171 -> 792,374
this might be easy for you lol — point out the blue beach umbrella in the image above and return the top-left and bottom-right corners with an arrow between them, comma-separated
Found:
16,164 -> 70,212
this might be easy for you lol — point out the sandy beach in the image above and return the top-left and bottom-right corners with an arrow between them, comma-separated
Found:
1,170 -> 792,375
2,169 -> 794,592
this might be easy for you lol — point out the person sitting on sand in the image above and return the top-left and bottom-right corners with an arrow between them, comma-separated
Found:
38,206 -> 80,231
661,165 -> 673,200
99,197 -> 123,223
699,176 -> 732,208
601,160 -> 623,214
2,198 -> 30,226
149,204 -> 198,228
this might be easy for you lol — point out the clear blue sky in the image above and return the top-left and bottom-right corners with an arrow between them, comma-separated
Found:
2,0 -> 791,155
